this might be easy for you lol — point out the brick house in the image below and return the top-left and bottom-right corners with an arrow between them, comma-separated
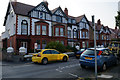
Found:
89,19 -> 112,47
1,1 -> 114,53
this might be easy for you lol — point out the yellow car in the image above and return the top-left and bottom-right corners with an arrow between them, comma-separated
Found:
32,49 -> 69,64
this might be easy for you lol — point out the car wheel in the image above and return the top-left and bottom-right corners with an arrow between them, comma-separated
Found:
63,56 -> 67,62
102,63 -> 107,71
42,58 -> 48,65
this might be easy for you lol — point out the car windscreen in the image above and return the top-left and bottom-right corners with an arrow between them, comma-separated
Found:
81,49 -> 99,56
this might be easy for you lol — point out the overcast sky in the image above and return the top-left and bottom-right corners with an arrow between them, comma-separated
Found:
0,0 -> 119,36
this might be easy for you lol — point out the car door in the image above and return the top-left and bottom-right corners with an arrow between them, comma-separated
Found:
107,50 -> 117,65
42,50 -> 53,61
51,50 -> 60,61
101,49 -> 111,66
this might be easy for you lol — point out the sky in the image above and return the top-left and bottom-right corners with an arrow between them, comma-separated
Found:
0,0 -> 119,36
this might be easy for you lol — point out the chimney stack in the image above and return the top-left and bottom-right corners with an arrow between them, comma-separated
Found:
64,8 -> 68,16
43,0 -> 49,7
97,19 -> 101,25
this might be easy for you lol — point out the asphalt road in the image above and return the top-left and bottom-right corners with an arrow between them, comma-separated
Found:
2,57 -> 120,80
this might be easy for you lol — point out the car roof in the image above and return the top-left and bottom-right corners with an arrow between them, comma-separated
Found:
88,48 -> 108,51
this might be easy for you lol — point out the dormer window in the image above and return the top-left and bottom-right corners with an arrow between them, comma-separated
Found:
68,19 -> 71,23
72,19 -> 76,24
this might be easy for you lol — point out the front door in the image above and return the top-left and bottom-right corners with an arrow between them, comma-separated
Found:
21,42 -> 27,53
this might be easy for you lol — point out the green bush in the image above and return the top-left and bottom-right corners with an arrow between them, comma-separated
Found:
66,45 -> 77,52
45,41 -> 66,53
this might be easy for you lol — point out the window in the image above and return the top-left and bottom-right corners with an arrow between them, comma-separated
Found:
83,23 -> 86,28
68,30 -> 71,38
74,31 -> 77,38
43,50 -> 51,54
73,29 -> 77,38
102,35 -> 104,40
56,16 -> 61,23
72,20 -> 76,24
60,28 -> 64,36
83,32 -> 85,38
40,12 -> 43,19
86,32 -> 88,38
68,19 -> 71,23
21,20 -> 28,35
42,25 -> 47,35
51,50 -> 59,54
55,28 -> 59,36
36,25 -> 40,35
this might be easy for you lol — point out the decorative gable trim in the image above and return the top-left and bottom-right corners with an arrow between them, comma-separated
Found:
29,2 -> 52,15
53,7 -> 68,18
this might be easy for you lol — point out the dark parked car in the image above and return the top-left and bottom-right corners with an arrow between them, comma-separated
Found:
75,48 -> 86,59
79,48 -> 119,71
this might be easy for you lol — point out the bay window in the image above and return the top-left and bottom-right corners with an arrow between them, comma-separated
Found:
42,25 -> 47,35
36,25 -> 40,35
55,28 -> 59,36
60,28 -> 64,36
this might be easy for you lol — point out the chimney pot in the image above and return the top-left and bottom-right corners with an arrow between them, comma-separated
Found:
64,8 -> 68,16
97,19 -> 101,25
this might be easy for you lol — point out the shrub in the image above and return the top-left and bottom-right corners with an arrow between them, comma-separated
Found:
45,41 -> 66,53
66,45 -> 77,52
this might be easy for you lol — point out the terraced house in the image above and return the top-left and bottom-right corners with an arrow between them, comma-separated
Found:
1,0 -> 111,53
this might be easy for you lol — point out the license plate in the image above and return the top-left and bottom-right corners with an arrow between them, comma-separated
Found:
85,57 -> 92,60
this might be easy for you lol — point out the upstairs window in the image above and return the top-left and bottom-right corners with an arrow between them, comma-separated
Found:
21,20 -> 28,35
56,16 -> 61,23
72,19 -> 76,24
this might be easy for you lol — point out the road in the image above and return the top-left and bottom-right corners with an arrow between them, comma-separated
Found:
2,57 -> 120,80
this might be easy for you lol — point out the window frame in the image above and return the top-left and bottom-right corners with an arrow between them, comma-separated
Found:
21,20 -> 28,35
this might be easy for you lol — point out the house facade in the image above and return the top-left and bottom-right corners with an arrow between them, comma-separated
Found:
1,1 -> 113,53
90,19 -> 111,47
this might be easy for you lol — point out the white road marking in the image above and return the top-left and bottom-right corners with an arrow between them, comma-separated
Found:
56,69 -> 62,72
69,73 -> 78,77
98,74 -> 113,78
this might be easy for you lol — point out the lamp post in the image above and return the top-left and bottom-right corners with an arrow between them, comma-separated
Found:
92,15 -> 97,80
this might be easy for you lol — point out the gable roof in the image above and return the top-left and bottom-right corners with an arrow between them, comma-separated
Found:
75,15 -> 84,23
51,7 -> 59,14
11,2 -> 34,16
51,6 -> 68,18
